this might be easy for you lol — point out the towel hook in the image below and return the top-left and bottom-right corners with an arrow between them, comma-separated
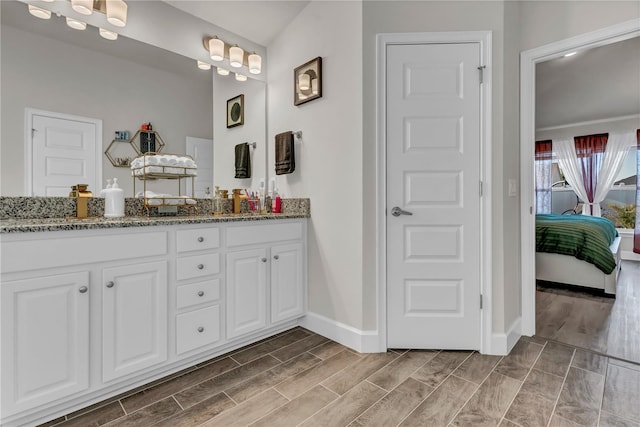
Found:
293,131 -> 302,139
248,142 -> 257,149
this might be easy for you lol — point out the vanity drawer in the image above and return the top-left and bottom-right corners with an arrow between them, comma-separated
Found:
226,222 -> 303,247
176,253 -> 220,281
176,228 -> 220,253
176,279 -> 220,309
176,305 -> 221,355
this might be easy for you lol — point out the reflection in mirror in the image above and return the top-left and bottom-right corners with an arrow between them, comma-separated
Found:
0,0 -> 267,198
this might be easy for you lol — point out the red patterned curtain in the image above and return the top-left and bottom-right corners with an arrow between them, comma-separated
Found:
634,129 -> 640,253
535,140 -> 553,214
574,133 -> 608,215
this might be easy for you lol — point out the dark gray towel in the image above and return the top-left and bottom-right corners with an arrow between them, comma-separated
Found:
275,131 -> 295,175
235,142 -> 251,179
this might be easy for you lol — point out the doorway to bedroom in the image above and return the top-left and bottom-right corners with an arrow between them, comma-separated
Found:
521,23 -> 640,366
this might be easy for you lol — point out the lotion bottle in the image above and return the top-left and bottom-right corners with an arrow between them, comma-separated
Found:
104,178 -> 125,218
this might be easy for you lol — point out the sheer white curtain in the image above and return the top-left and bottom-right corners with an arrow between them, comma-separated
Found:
592,131 -> 634,216
554,139 -> 592,214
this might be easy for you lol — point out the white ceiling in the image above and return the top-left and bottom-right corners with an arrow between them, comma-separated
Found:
536,36 -> 640,129
162,0 -> 310,46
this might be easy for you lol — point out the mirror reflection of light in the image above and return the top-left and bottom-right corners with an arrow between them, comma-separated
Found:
564,51 -> 577,57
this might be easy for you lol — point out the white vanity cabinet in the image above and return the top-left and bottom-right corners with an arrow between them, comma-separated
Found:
0,272 -> 90,416
0,218 -> 306,427
226,221 -> 307,340
102,261 -> 168,382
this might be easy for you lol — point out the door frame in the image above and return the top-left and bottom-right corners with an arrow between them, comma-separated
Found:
376,31 -> 493,353
25,108 -> 103,196
519,19 -> 640,336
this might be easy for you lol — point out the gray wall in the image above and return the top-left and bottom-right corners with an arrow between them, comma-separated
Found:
1,24 -> 213,196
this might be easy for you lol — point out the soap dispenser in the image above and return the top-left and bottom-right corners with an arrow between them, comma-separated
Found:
103,178 -> 125,218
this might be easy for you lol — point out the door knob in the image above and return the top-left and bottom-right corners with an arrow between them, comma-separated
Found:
79,286 -> 88,293
391,206 -> 413,217
106,281 -> 115,288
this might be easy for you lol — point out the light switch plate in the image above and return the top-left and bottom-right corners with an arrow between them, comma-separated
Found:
508,179 -> 517,197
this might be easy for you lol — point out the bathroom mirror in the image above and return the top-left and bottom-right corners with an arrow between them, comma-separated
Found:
0,0 -> 267,197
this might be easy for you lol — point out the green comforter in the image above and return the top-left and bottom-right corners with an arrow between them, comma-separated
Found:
535,214 -> 618,274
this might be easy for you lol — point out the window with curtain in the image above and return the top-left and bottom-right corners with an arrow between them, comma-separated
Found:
574,133 -> 607,215
535,140 -> 552,214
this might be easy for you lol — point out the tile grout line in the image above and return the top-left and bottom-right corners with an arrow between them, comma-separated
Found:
172,394 -> 184,411
499,340 -> 548,426
546,348 -> 577,427
289,384 -> 341,427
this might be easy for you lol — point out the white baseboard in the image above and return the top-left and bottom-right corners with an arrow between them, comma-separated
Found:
489,316 -> 521,355
299,312 -> 383,353
621,250 -> 640,262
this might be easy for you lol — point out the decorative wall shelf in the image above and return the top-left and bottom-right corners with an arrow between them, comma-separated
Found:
105,130 -> 166,168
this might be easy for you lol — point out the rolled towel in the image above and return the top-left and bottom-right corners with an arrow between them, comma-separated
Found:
145,155 -> 160,166
184,159 -> 196,168
167,155 -> 179,166
176,157 -> 187,167
157,155 -> 169,166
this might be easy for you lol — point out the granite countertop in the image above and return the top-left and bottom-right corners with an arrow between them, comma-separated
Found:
0,212 -> 309,234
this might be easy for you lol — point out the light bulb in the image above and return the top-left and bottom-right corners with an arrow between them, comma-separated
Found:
248,52 -> 261,74
106,0 -> 127,27
71,0 -> 94,15
229,45 -> 244,68
235,73 -> 247,82
28,4 -> 51,19
209,37 -> 224,61
197,60 -> 211,70
217,67 -> 230,76
99,28 -> 118,40
66,17 -> 87,30
311,78 -> 319,95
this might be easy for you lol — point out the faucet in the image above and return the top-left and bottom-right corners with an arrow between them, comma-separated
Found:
69,184 -> 93,218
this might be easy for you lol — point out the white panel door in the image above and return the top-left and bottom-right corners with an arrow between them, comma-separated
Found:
30,113 -> 101,196
387,43 -> 482,349
270,243 -> 304,324
102,261 -> 168,382
186,137 -> 213,198
1,272 -> 89,416
226,248 -> 267,339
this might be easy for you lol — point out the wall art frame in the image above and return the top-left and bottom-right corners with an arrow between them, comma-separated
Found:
294,57 -> 322,106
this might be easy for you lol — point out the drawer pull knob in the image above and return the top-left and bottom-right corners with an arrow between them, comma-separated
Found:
198,236 -> 204,242
197,326 -> 204,333
274,255 -> 280,260
106,281 -> 115,288
79,286 -> 88,293
261,258 -> 267,263
197,264 -> 204,270
198,290 -> 205,297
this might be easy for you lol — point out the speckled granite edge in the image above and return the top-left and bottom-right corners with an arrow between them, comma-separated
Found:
0,197 -> 310,233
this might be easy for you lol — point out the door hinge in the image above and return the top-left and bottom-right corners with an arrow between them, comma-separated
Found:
530,206 -> 533,214
31,128 -> 37,138
480,294 -> 483,309
478,65 -> 486,84
479,180 -> 483,197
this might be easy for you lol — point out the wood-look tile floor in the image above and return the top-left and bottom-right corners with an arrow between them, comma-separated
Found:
41,328 -> 640,427
536,260 -> 640,364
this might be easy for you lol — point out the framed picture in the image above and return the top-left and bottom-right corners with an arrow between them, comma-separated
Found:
294,57 -> 322,106
227,94 -> 244,128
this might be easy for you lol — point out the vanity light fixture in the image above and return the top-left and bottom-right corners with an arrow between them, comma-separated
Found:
248,52 -> 262,74
66,17 -> 87,30
28,4 -> 51,19
71,0 -> 94,15
209,36 -> 225,61
106,0 -> 128,27
217,67 -> 230,76
298,73 -> 311,91
197,60 -> 211,70
235,73 -> 247,82
99,28 -> 118,40
229,45 -> 244,68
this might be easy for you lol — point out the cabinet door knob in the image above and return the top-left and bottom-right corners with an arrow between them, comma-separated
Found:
197,236 -> 204,242
197,264 -> 204,270
197,326 -> 204,333
274,255 -> 280,260
261,258 -> 267,263
106,281 -> 115,288
79,286 -> 88,293
198,290 -> 204,297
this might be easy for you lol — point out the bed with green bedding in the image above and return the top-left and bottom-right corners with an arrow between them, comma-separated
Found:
535,214 -> 621,295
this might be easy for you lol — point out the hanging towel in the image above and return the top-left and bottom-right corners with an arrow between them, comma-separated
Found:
235,142 -> 251,178
275,131 -> 295,175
